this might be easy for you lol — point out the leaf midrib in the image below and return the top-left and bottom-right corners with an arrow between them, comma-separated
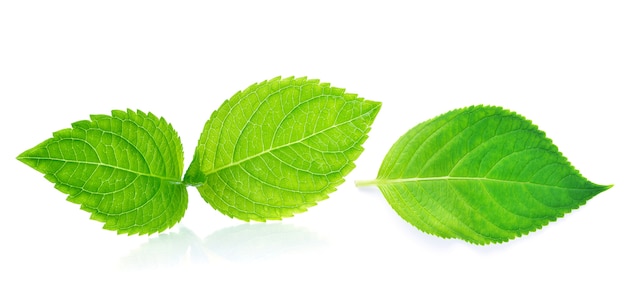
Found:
204,109 -> 374,176
358,176 -> 595,190
18,156 -> 180,183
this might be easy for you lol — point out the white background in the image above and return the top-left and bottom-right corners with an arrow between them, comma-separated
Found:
1,1 -> 624,306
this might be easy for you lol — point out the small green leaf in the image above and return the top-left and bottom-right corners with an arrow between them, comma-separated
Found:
184,76 -> 381,221
357,105 -> 611,244
18,110 -> 188,235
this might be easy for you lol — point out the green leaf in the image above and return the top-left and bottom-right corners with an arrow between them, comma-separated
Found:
184,76 -> 381,221
357,105 -> 611,244
17,110 -> 188,235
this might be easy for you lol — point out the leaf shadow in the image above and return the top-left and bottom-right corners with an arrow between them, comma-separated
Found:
119,223 -> 326,270
118,227 -> 208,270
205,223 -> 326,262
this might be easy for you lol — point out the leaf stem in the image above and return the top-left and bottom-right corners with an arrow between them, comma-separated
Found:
170,180 -> 203,188
354,179 -> 379,187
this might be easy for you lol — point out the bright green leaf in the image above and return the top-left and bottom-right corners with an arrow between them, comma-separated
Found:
18,110 -> 187,235
356,105 -> 611,244
184,76 -> 381,221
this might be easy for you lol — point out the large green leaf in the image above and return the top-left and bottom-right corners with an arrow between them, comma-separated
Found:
357,105 -> 610,244
184,76 -> 381,221
18,110 -> 187,235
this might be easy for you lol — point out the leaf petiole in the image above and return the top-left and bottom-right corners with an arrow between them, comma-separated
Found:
354,180 -> 379,187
